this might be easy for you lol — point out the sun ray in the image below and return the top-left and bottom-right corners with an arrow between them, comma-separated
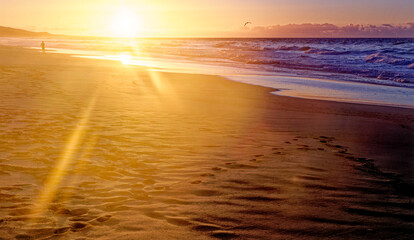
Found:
32,93 -> 98,216
57,134 -> 98,204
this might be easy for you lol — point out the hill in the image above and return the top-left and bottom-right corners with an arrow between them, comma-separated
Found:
0,26 -> 53,37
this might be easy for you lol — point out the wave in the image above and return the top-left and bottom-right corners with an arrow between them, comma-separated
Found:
245,59 -> 281,65
269,45 -> 311,51
1,37 -> 413,87
365,53 -> 414,66
306,49 -> 352,55
213,41 -> 236,48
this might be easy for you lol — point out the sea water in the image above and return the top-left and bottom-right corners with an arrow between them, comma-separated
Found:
1,37 -> 413,108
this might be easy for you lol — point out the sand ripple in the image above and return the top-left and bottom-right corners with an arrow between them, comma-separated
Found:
0,59 -> 412,239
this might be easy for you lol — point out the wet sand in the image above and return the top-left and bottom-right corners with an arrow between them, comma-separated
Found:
0,45 -> 413,239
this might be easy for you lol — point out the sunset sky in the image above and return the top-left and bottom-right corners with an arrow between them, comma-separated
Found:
1,0 -> 413,37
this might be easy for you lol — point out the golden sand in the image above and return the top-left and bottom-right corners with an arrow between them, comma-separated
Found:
0,46 -> 413,239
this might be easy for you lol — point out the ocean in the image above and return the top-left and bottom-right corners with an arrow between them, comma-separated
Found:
1,37 -> 414,108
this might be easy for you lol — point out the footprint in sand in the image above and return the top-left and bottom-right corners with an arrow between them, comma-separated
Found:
165,217 -> 192,226
54,227 -> 70,234
226,179 -> 249,185
317,136 -> 347,152
297,144 -> 311,151
249,154 -> 266,162
200,173 -> 215,177
223,163 -> 258,169
70,208 -> 89,216
192,189 -> 221,197
318,135 -> 334,143
15,234 -> 32,240
71,222 -> 89,232
193,224 -> 221,232
211,231 -> 238,240
304,166 -> 327,173
319,136 -> 333,140
96,214 -> 112,223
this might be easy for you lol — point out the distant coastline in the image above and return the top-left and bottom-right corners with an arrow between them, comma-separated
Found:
0,26 -> 54,37
2,25 -> 414,39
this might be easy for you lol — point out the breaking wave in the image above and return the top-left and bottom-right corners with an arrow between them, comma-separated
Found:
1,37 -> 413,86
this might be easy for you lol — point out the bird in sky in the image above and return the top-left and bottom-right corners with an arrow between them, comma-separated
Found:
244,22 -> 252,27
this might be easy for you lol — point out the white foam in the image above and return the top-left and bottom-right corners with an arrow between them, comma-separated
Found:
225,75 -> 414,109
40,48 -> 414,109
2,37 -> 412,108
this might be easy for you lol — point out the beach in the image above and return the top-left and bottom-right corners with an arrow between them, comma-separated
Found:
0,45 -> 413,239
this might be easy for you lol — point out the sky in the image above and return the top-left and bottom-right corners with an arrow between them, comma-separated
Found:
0,0 -> 413,37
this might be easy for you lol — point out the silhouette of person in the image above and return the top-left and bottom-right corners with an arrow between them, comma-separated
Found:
41,41 -> 45,54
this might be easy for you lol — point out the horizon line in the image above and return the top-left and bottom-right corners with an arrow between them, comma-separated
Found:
1,24 -> 414,39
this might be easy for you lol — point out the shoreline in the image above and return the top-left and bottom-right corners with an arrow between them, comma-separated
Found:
53,46 -> 414,109
58,47 -> 414,109
1,36 -> 413,107
0,45 -> 413,239
225,74 -> 414,109
1,44 -> 412,182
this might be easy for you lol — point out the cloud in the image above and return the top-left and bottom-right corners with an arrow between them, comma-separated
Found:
242,23 -> 414,38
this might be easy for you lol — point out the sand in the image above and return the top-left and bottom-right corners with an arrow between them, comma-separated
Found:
0,45 -> 413,239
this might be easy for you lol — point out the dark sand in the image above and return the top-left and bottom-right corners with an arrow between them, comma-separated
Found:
0,45 -> 413,239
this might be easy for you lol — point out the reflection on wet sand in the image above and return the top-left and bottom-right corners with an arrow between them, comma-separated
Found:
0,46 -> 412,239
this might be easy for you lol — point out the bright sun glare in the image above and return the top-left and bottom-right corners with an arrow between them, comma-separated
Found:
119,54 -> 132,65
110,6 -> 141,38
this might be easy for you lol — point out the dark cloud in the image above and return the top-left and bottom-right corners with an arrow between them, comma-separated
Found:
246,23 -> 414,37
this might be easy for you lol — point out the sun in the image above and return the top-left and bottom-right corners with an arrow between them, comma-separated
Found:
118,54 -> 132,65
110,6 -> 141,38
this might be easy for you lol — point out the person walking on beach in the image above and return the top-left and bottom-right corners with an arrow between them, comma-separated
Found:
41,41 -> 45,54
